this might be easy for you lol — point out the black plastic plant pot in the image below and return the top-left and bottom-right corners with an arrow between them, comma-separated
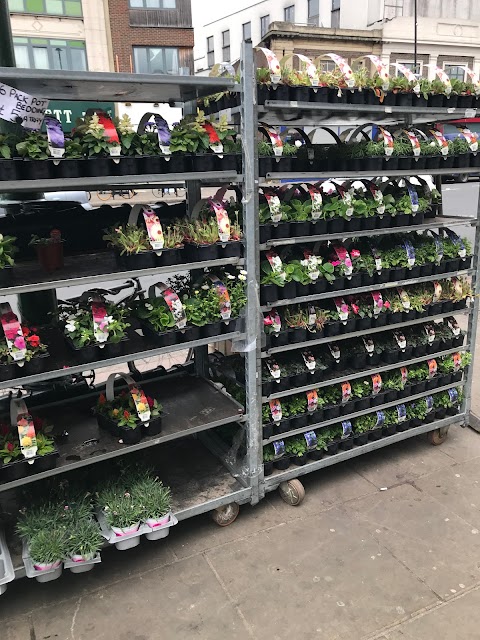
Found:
281,281 -> 297,300
356,317 -> 372,331
185,243 -> 219,262
324,405 -> 341,420
220,154 -> 239,171
259,224 -> 272,244
442,301 -> 454,314
257,84 -> 269,105
382,424 -> 397,437
328,88 -> 347,103
396,419 -> 412,432
452,335 -> 465,349
371,392 -> 386,407
327,218 -> 345,234
438,373 -> 452,386
340,436 -> 354,450
426,156 -> 441,170
310,279 -> 327,295
310,407 -> 324,423
324,322 -> 341,337
414,157 -> 427,170
269,330 -> 289,347
390,267 -> 406,282
408,265 -> 421,279
446,406 -> 460,416
440,338 -> 453,350
24,159 -> 52,180
85,157 -> 113,177
369,352 -> 381,366
354,433 -> 369,446
412,381 -> 427,394
0,159 -> 18,181
0,267 -> 13,288
325,441 -> 340,455
273,157 -> 292,173
263,423 -> 274,440
454,154 -> 470,169
201,322 -> 223,338
435,407 -> 447,420
345,218 -> 362,232
424,412 -> 436,423
364,156 -> 382,172
388,311 -> 403,325
361,273 -> 375,287
141,415 -> 163,437
310,219 -> 328,234
362,217 -> 377,231
461,256 -> 473,269
260,284 -> 278,306
452,371 -> 463,383
0,362 -> 17,382
263,461 -> 274,476
384,389 -> 398,403
274,457 -> 290,470
445,258 -> 460,273
97,416 -> 143,444
289,328 -> 307,343
308,449 -> 324,461
375,270 -> 390,284
190,154 -> 216,172
29,449 -> 60,474
470,153 -> 480,168
411,211 -> 425,226
291,414 -> 308,430
383,91 -> 396,106
312,86 -> 329,103
420,264 -> 434,277
277,417 -> 291,433
396,213 -> 410,228
397,157 -> 413,171
290,221 -> 311,237
23,352 -> 50,376
0,458 -> 29,482
428,94 -> 445,108
258,157 -> 273,177
383,156 -> 399,171
156,248 -> 182,267
347,89 -> 366,104
457,94 -> 474,109
168,154 -> 191,173
55,159 -> 82,179
398,386 -> 410,399
428,302 -> 443,316
290,372 -> 308,388
296,283 -> 310,298
141,322 -> 177,347
368,427 -> 383,441
453,300 -> 467,311
262,381 -> 272,397
115,250 -> 156,271
272,222 -> 291,239
352,354 -> 367,370
218,241 -> 243,259
355,397 -> 371,412
330,277 -> 346,291
426,377 -> 439,390
396,92 -> 412,107
180,326 -> 202,343
341,318 -> 357,334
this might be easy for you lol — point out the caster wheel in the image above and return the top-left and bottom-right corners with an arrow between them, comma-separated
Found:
427,427 -> 449,445
278,479 -> 305,506
211,503 -> 240,526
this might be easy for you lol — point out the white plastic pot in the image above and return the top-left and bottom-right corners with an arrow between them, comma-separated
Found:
65,553 -> 101,574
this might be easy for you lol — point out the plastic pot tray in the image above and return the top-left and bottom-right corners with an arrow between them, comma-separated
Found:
64,553 -> 102,574
0,530 -> 14,595
22,541 -> 63,583
96,509 -> 178,550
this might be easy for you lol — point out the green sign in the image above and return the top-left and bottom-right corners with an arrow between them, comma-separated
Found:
43,100 -> 115,131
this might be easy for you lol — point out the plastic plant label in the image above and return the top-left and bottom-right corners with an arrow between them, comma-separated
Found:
433,66 -> 452,94
267,358 -> 281,381
324,53 -> 355,87
433,281 -> 442,303
267,309 -> 282,334
394,332 -> 407,351
430,231 -> 444,264
269,399 -> 282,422
341,381 -> 352,404
92,301 -> 109,346
453,352 -> 462,372
304,430 -> 318,450
341,420 -> 353,438
425,325 -> 435,345
403,130 -> 421,157
260,123 -> 283,157
372,373 -> 382,395
394,63 -> 420,93
272,440 -> 285,459
210,200 -> 231,243
397,288 -> 411,310
425,396 -> 434,413
363,337 -> 375,355
307,390 -> 318,412
333,245 -> 353,277
257,48 -> 281,84
451,277 -> 463,298
371,291 -> 383,316
209,276 -> 232,321
0,307 -> 26,363
334,297 -> 349,323
142,207 -> 164,252
17,412 -> 37,461
366,55 -> 390,90
329,344 -> 341,362
448,317 -> 461,336
369,245 -> 382,272
444,228 -> 467,259
406,183 -> 419,213
265,193 -> 283,224
448,388 -> 459,404
266,251 -> 286,283
375,410 -> 385,427
335,185 -> 354,218
370,184 -> 385,214
379,127 -> 394,157
302,250 -> 320,282
160,286 -> 187,329
427,359 -> 437,378
308,185 -> 323,219
464,66 -> 480,94
458,127 -> 479,153
403,240 -> 416,268
429,129 -> 449,156
308,305 -> 316,327
296,54 -> 319,86
397,404 -> 407,422
153,114 -> 171,155
302,350 -> 316,373
401,366 -> 408,388
45,115 -> 65,162
130,385 -> 151,423
203,122 -> 224,157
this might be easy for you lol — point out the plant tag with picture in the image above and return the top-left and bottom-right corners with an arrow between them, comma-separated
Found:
308,305 -> 317,327
397,288 -> 411,310
266,309 -> 282,334
366,55 -> 390,90
370,245 -> 382,272
427,358 -> 437,378
341,420 -> 353,438
334,297 -> 349,323
341,381 -> 352,404
433,281 -> 442,303
269,399 -> 282,422
372,373 -> 382,395
405,183 -> 419,213
266,358 -> 281,381
17,412 -> 37,461
160,285 -> 187,329
403,240 -> 416,268
203,122 -> 224,156
260,122 -> 283,157
308,185 -> 323,219
371,291 -> 383,316
94,112 -> 121,162
453,352 -> 462,372
395,62 -> 420,93
209,276 -> 232,321
432,66 -> 452,94
92,300 -> 109,346
375,410 -> 385,427
333,244 -> 353,276
403,130 -> 421,157
425,395 -> 434,413
257,47 -> 282,84
302,250 -> 320,282
265,193 -> 283,224
465,66 -> 480,94
458,127 -> 479,153
307,390 -> 318,412
448,388 -> 459,404
363,337 -> 375,355
379,127 -> 394,157
272,440 -> 285,459
0,306 -> 26,363
444,228 -> 467,259
397,404 -> 407,422
304,430 -> 318,450
266,251 -> 286,283
324,53 -> 355,87
366,182 -> 385,215
394,332 -> 407,351
424,324 -> 435,345
430,231 -> 444,265
335,184 -> 354,218
451,277 -> 463,298
152,114 -> 172,156
129,385 -> 151,423
401,366 -> 408,388
45,115 -> 65,163
142,207 -> 164,252
447,317 -> 461,336
429,129 -> 449,156
329,343 -> 341,362
302,350 -> 316,373
295,54 -> 319,86
210,200 -> 231,243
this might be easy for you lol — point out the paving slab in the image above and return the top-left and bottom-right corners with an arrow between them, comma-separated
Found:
348,435 -> 454,489
434,425 -> 480,463
4,554 -> 247,640
345,484 -> 480,598
206,507 -> 437,640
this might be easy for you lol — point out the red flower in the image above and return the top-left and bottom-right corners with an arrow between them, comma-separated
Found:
146,396 -> 155,408
31,327 -> 38,333
384,301 -> 391,309
22,326 -> 30,337
27,335 -> 40,348
123,410 -> 130,419
6,442 -> 14,452
351,303 -> 360,315
263,316 -> 273,326
98,393 -> 106,405
33,416 -> 44,431
351,249 -> 361,258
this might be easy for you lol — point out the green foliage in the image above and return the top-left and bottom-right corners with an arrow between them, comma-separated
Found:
16,131 -> 49,160
59,300 -> 130,348
354,413 -> 378,433
0,233 -> 17,269
285,435 -> 307,457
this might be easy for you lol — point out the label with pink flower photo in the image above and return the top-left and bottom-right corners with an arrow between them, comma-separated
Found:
433,281 -> 442,303
266,358 -> 281,381
397,288 -> 411,310
403,131 -> 421,157
334,297 -> 349,323
269,399 -> 282,422
371,374 -> 382,395
257,48 -> 281,84
260,123 -> 283,157
371,291 -> 384,316
452,352 -> 462,371
451,277 -> 463,298
401,367 -> 408,388
266,251 -> 286,283
142,207 -> 164,252
323,53 -> 355,87
209,276 -> 232,321
304,431 -> 318,450
0,306 -> 27,363
394,63 -> 420,93
92,301 -> 110,345
394,332 -> 407,351
341,381 -> 352,404
363,337 -> 375,354
210,200 -> 231,243
397,404 -> 407,422
424,324 -> 435,344
307,185 -> 323,219
160,286 -> 187,329
295,54 -> 319,87
429,129 -> 449,156
379,127 -> 394,157
329,344 -> 341,362
307,390 -> 318,412
427,359 -> 437,378
272,440 -> 285,459
308,305 -> 317,327
266,309 -> 282,334
465,67 -> 480,94
302,350 -> 316,373
129,384 -> 151,423
447,318 -> 461,336
406,184 -> 419,213
17,411 -> 38,460
302,249 -> 320,282
365,55 -> 390,90
363,181 -> 385,215
433,67 -> 452,94
333,245 -> 353,277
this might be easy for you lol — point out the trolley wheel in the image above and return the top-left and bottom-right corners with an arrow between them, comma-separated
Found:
278,479 -> 305,506
211,503 -> 240,526
427,426 -> 449,445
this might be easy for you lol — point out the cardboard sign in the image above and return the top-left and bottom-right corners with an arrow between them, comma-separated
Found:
334,297 -> 349,323
406,184 -> 419,213
329,344 -> 341,362
295,54 -> 319,87
458,127 -> 479,153
394,332 -> 407,350
425,396 -> 434,413
453,352 -> 462,372
333,245 -> 353,277
397,288 -> 411,310
403,131 -> 421,157
322,54 -> 355,87
444,228 -> 467,259
448,388 -> 459,404
403,240 -> 416,268
371,291 -> 383,316
203,122 -> 223,156
302,250 -> 320,282
266,310 -> 282,334
394,63 -> 420,94
0,81 -> 49,130
401,367 -> 408,388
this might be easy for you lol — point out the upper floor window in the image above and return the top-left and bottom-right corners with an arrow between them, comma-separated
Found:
444,63 -> 466,82
384,0 -> 403,19
133,46 -> 179,74
319,60 -> 336,72
207,36 -> 214,68
222,30 -> 230,62
284,5 -> 295,21
8,0 -> 82,17
129,0 -> 176,7
331,0 -> 340,27
307,0 -> 319,25
242,21 -> 251,41
396,60 -> 422,75
13,37 -> 87,70
260,14 -> 270,38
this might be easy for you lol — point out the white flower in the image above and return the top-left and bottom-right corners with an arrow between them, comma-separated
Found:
238,274 -> 247,281
226,273 -> 235,280
105,316 -> 114,325
65,322 -> 76,333
240,270 -> 247,275
145,303 -> 154,310
201,284 -> 209,290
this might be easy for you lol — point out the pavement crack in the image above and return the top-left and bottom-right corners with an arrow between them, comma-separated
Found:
70,596 -> 82,640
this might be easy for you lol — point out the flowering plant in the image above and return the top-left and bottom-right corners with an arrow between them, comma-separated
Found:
74,112 -> 121,158
96,389 -> 162,430
0,416 -> 54,464
58,301 -> 130,348
0,316 -> 46,363
134,296 -> 176,332
0,233 -> 17,270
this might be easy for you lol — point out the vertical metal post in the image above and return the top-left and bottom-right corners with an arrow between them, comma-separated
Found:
413,0 -> 418,73
241,39 -> 262,504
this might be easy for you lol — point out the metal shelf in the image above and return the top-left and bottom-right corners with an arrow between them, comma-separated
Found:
264,167 -> 480,181
0,375 -> 244,493
0,67 -> 239,103
0,171 -> 241,194
0,254 -> 242,296
2,327 -> 244,391
264,381 -> 464,444
260,269 -> 473,311
264,414 -> 464,489
259,216 -> 476,250
263,309 -> 470,357
263,344 -> 469,401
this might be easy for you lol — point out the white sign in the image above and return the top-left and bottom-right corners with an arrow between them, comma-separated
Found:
0,82 -> 49,130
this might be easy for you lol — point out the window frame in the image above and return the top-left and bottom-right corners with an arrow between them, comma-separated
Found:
307,0 -> 319,25
13,36 -> 87,71
206,36 -> 214,68
132,45 -> 180,75
384,0 -> 403,19
242,21 -> 251,41
284,4 -> 295,22
128,0 -> 176,7
395,60 -> 422,76
260,14 -> 270,38
443,62 -> 467,82
222,30 -> 230,63
8,0 -> 83,17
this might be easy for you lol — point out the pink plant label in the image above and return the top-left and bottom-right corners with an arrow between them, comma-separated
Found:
371,291 -> 383,316
307,185 -> 323,219
453,352 -> 462,372
307,390 -> 318,412
394,63 -> 420,93
304,430 -> 318,450
0,308 -> 26,363
333,245 -> 353,276
160,286 -> 187,329
335,184 -> 354,218
302,249 -> 320,281
363,337 -> 374,355
209,276 -> 232,321
365,182 -> 385,214
341,381 -> 351,404
427,359 -> 437,378
458,127 -> 479,152
451,277 -> 463,297
397,288 -> 411,310
366,55 -> 389,90
92,301 -> 110,345
401,366 -> 408,388
394,332 -> 407,351
397,404 -> 407,422
266,358 -> 281,381
203,122 -> 223,156
142,208 -> 164,252
372,374 -> 382,395
329,343 -> 341,362
323,53 -> 355,87
403,131 -> 421,157
425,325 -> 435,345
17,411 -> 37,460
379,127 -> 394,157
267,309 -> 282,334
429,129 -> 449,156
465,66 -> 480,94
273,440 -> 285,458
269,399 -> 282,422
433,281 -> 442,303
302,350 -> 316,373
129,384 -> 151,423
266,250 -> 286,283
295,54 -> 319,86
260,123 -> 283,157
334,297 -> 349,323
433,67 -> 452,94
257,47 -> 281,84
210,200 -> 231,242
265,193 -> 283,223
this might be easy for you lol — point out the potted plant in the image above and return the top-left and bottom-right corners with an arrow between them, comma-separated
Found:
96,480 -> 144,543
16,131 -> 51,179
74,112 -> 121,176
0,233 -> 17,287
65,517 -> 103,572
29,230 -> 64,273
134,294 -> 181,345
0,132 -> 18,181
352,378 -> 372,411
284,306 -> 308,343
132,471 -> 174,540
263,444 -> 276,476
285,435 -> 308,465
353,412 -> 379,445
287,395 -> 308,429
103,224 -> 156,270
182,218 -> 220,261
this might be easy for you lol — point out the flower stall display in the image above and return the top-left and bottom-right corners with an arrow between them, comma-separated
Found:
0,305 -> 48,378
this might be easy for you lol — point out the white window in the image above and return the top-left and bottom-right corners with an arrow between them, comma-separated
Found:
260,14 -> 270,38
384,0 -> 403,19
308,0 -> 319,26
395,60 -> 422,76
207,36 -> 214,68
284,5 -> 295,22
443,63 -> 466,82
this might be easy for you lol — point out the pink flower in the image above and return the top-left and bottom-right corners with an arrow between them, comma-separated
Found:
331,260 -> 340,267
14,336 -> 25,350
384,300 -> 391,309
340,304 -> 349,313
351,303 -> 360,314
351,249 -> 361,258
264,316 -> 273,326
377,300 -> 384,309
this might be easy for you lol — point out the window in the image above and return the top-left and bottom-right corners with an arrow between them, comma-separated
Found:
207,36 -> 214,68
396,60 -> 421,75
8,0 -> 82,16
319,60 -> 337,72
331,0 -> 340,27
307,0 -> 319,26
129,0 -> 176,7
284,5 -> 295,21
133,46 -> 179,74
13,37 -> 87,70
384,0 -> 403,19
260,14 -> 270,38
222,30 -> 230,62
444,64 -> 466,82
242,21 -> 251,41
